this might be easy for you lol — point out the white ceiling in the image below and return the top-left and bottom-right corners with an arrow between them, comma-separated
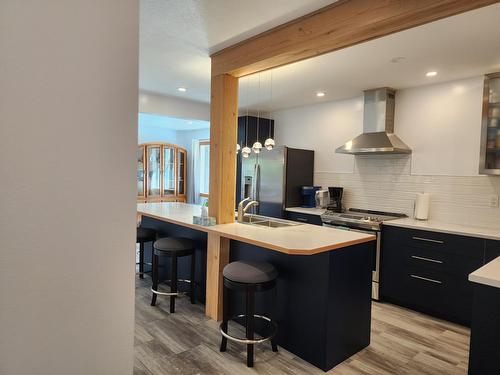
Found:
139,113 -> 209,131
240,3 -> 500,112
139,0 -> 335,102
140,1 -> 500,113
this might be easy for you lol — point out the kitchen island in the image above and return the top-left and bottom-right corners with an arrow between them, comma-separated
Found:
138,202 -> 376,371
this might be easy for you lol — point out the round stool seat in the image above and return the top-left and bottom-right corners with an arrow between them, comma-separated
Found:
223,260 -> 277,284
137,227 -> 156,243
153,237 -> 195,257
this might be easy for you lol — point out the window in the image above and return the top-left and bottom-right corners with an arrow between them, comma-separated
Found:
199,141 -> 210,197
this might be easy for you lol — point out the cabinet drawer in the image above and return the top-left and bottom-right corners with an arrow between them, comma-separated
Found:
404,244 -> 483,279
286,211 -> 323,226
385,226 -> 484,257
382,265 -> 474,325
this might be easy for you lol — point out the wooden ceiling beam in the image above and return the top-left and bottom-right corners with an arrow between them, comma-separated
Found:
211,0 -> 499,77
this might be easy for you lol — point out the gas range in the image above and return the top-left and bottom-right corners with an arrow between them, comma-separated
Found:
321,208 -> 407,231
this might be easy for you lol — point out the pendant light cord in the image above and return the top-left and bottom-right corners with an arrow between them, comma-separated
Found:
256,73 -> 260,143
269,70 -> 273,139
245,77 -> 249,147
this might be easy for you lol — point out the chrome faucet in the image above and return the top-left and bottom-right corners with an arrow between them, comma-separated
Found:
237,198 -> 259,223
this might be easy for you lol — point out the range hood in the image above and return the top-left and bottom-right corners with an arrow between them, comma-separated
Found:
336,87 -> 411,155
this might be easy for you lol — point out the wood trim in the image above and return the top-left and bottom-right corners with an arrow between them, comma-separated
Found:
205,232 -> 230,321
208,74 -> 238,224
211,0 -> 499,77
199,193 -> 209,198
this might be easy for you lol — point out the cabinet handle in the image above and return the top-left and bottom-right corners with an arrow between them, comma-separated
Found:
296,217 -> 308,222
412,236 -> 444,244
410,255 -> 443,264
410,274 -> 442,284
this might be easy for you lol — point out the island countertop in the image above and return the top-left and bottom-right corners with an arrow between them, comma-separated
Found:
137,202 -> 375,255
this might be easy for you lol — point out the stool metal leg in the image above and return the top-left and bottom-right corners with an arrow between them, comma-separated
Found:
170,254 -> 178,313
150,253 -> 158,306
220,284 -> 228,352
190,253 -> 196,304
246,287 -> 255,367
139,242 -> 145,279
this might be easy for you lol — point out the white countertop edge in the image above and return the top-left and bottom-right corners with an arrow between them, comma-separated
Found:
383,218 -> 500,241
469,256 -> 500,289
285,207 -> 327,216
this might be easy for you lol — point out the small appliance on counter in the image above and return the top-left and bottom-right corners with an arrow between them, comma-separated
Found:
315,189 -> 329,208
301,186 -> 321,208
327,187 -> 344,213
414,192 -> 430,220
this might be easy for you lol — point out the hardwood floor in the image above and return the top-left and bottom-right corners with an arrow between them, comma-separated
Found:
134,277 -> 470,374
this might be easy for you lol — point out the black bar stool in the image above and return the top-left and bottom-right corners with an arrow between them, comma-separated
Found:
150,237 -> 196,313
136,227 -> 157,279
219,260 -> 278,367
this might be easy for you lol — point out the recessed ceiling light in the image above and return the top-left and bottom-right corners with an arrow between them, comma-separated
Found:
177,87 -> 187,92
316,91 -> 326,97
426,71 -> 437,77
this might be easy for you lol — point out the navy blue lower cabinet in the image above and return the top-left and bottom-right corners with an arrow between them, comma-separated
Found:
380,226 -> 484,326
485,239 -> 500,263
468,283 -> 500,375
286,211 -> 323,226
229,240 -> 374,371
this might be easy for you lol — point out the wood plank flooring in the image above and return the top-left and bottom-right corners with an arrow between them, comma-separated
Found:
134,277 -> 470,374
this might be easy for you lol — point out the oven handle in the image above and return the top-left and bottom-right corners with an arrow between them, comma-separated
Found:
322,222 -> 376,235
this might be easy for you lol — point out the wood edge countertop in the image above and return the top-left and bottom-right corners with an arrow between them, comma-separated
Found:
469,256 -> 500,289
137,202 -> 375,255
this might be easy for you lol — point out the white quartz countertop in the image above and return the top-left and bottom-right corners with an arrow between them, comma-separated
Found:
285,207 -> 327,216
469,256 -> 500,289
137,202 -> 375,255
383,217 -> 500,241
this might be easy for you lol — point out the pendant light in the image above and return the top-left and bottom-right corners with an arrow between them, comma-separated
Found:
252,73 -> 263,154
264,69 -> 275,150
241,77 -> 252,158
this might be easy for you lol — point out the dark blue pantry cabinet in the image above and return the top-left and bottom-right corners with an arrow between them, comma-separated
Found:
380,226 -> 500,326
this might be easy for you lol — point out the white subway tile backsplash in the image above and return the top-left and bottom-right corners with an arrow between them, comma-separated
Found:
316,155 -> 500,230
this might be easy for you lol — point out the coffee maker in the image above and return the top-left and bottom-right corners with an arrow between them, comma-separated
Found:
328,187 -> 344,212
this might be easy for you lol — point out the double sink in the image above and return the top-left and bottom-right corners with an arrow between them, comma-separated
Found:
240,214 -> 303,228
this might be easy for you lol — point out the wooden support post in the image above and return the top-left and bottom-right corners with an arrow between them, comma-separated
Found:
208,73 -> 238,224
205,233 -> 230,321
206,73 -> 237,320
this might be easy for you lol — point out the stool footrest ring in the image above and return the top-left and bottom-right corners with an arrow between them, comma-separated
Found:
151,279 -> 193,296
220,314 -> 277,345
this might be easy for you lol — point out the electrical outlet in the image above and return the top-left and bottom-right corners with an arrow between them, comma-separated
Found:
489,194 -> 499,208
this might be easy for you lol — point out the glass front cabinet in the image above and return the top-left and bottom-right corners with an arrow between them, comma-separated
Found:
137,143 -> 188,203
480,72 -> 500,174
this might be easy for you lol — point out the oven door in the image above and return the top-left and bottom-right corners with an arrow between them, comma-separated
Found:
323,223 -> 381,300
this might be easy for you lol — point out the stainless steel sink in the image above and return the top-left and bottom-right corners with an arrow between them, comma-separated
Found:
241,214 -> 302,228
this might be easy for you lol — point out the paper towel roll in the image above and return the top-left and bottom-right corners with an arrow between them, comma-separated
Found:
414,193 -> 430,220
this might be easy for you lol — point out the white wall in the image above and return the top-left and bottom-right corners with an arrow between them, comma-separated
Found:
274,77 -> 500,228
396,77 -> 483,176
0,2 -> 138,375
275,77 -> 483,176
139,91 -> 210,121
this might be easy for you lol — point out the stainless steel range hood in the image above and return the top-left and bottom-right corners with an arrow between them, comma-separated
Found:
336,88 -> 411,155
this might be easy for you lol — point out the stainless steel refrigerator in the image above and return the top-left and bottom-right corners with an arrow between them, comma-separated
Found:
239,146 -> 314,218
